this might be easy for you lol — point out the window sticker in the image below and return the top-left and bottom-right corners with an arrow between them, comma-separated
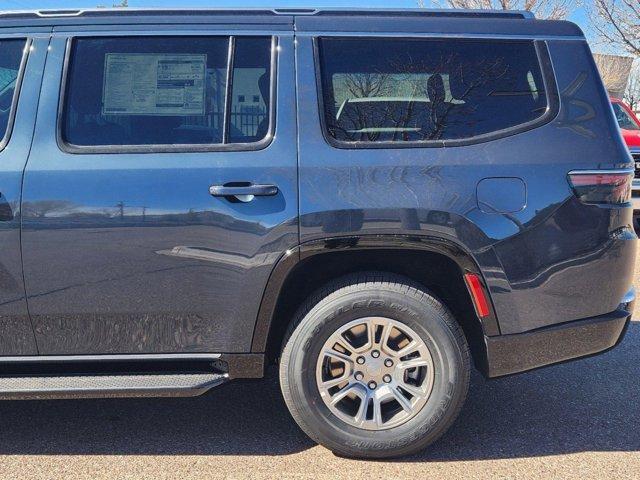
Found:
102,53 -> 206,116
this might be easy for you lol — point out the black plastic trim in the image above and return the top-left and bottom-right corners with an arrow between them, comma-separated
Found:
250,234 -> 500,353
0,352 -> 265,380
219,353 -> 265,379
296,15 -> 584,37
312,9 -> 532,19
484,308 -> 633,378
0,13 -> 293,30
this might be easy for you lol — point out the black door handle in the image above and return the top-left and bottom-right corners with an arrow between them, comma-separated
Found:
209,183 -> 278,200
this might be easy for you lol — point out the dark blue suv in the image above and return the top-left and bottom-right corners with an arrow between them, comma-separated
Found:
0,7 -> 635,458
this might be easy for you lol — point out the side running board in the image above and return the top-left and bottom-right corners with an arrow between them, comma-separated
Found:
0,353 -> 233,400
0,372 -> 228,400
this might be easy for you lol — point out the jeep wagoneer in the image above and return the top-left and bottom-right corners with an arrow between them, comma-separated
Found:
0,7 -> 635,458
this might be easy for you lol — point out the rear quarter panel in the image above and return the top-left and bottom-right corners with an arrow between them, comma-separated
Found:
296,34 -> 635,335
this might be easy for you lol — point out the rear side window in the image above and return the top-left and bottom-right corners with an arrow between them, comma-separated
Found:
0,39 -> 27,147
317,37 -> 552,145
61,36 -> 273,150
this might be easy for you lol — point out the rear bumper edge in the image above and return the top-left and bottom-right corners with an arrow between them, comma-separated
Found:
484,288 -> 635,378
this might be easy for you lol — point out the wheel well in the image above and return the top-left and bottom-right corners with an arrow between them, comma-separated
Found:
264,249 -> 488,372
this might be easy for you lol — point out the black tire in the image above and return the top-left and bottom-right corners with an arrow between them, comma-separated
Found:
279,272 -> 470,459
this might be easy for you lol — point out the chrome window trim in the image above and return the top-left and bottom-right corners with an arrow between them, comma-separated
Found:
313,37 -> 560,150
56,34 -> 277,154
299,31 -> 584,41
0,37 -> 31,153
222,35 -> 235,144
567,169 -> 635,175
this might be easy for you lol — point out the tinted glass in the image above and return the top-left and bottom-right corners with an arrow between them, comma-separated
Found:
612,102 -> 640,131
228,37 -> 272,143
62,37 -> 229,146
0,39 -> 26,144
318,38 -> 549,143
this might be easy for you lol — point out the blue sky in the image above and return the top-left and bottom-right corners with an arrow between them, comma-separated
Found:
0,0 -> 604,52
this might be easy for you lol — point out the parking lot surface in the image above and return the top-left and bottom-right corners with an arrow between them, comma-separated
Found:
0,264 -> 638,479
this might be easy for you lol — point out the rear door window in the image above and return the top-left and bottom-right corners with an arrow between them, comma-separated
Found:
228,37 -> 272,143
61,36 -> 273,149
0,39 -> 27,147
317,37 -> 552,145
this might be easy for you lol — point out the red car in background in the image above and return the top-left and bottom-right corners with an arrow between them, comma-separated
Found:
611,98 -> 640,222
612,98 -> 640,147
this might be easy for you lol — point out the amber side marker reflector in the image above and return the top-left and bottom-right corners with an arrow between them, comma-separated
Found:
464,273 -> 490,318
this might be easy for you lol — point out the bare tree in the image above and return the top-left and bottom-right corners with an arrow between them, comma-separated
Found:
431,0 -> 575,19
343,73 -> 391,98
626,62 -> 640,111
594,0 -> 639,56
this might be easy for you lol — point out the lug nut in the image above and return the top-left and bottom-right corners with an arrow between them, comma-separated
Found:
384,359 -> 393,367
355,372 -> 364,381
356,356 -> 365,365
371,350 -> 380,358
368,381 -> 377,390
383,374 -> 392,383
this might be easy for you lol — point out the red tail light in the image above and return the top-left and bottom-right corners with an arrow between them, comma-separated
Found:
464,273 -> 490,318
567,169 -> 633,205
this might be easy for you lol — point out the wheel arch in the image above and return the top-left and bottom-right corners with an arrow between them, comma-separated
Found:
251,235 -> 498,376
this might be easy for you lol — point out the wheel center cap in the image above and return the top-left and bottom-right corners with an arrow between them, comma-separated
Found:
364,357 -> 384,378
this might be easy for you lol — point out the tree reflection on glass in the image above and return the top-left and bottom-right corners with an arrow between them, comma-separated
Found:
320,38 -> 548,143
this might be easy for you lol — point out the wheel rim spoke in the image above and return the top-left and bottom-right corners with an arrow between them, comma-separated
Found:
321,372 -> 351,389
372,396 -> 384,427
393,340 -> 419,359
377,321 -> 393,355
330,382 -> 360,406
392,388 -> 413,413
353,391 -> 371,426
397,381 -> 428,399
398,358 -> 430,370
316,316 -> 435,431
366,319 -> 377,351
323,348 -> 353,366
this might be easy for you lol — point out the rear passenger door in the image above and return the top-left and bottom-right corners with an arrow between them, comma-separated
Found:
21,22 -> 298,355
0,33 -> 48,356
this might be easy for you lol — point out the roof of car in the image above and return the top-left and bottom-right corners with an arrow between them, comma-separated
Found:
0,7 -> 536,20
0,7 -> 585,38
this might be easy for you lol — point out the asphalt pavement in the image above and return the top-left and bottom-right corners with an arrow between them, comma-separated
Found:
0,266 -> 638,479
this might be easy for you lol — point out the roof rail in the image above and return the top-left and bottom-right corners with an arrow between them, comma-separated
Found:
0,8 -> 278,19
36,10 -> 88,17
313,8 -> 536,19
0,7 -> 536,20
272,8 -> 319,15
